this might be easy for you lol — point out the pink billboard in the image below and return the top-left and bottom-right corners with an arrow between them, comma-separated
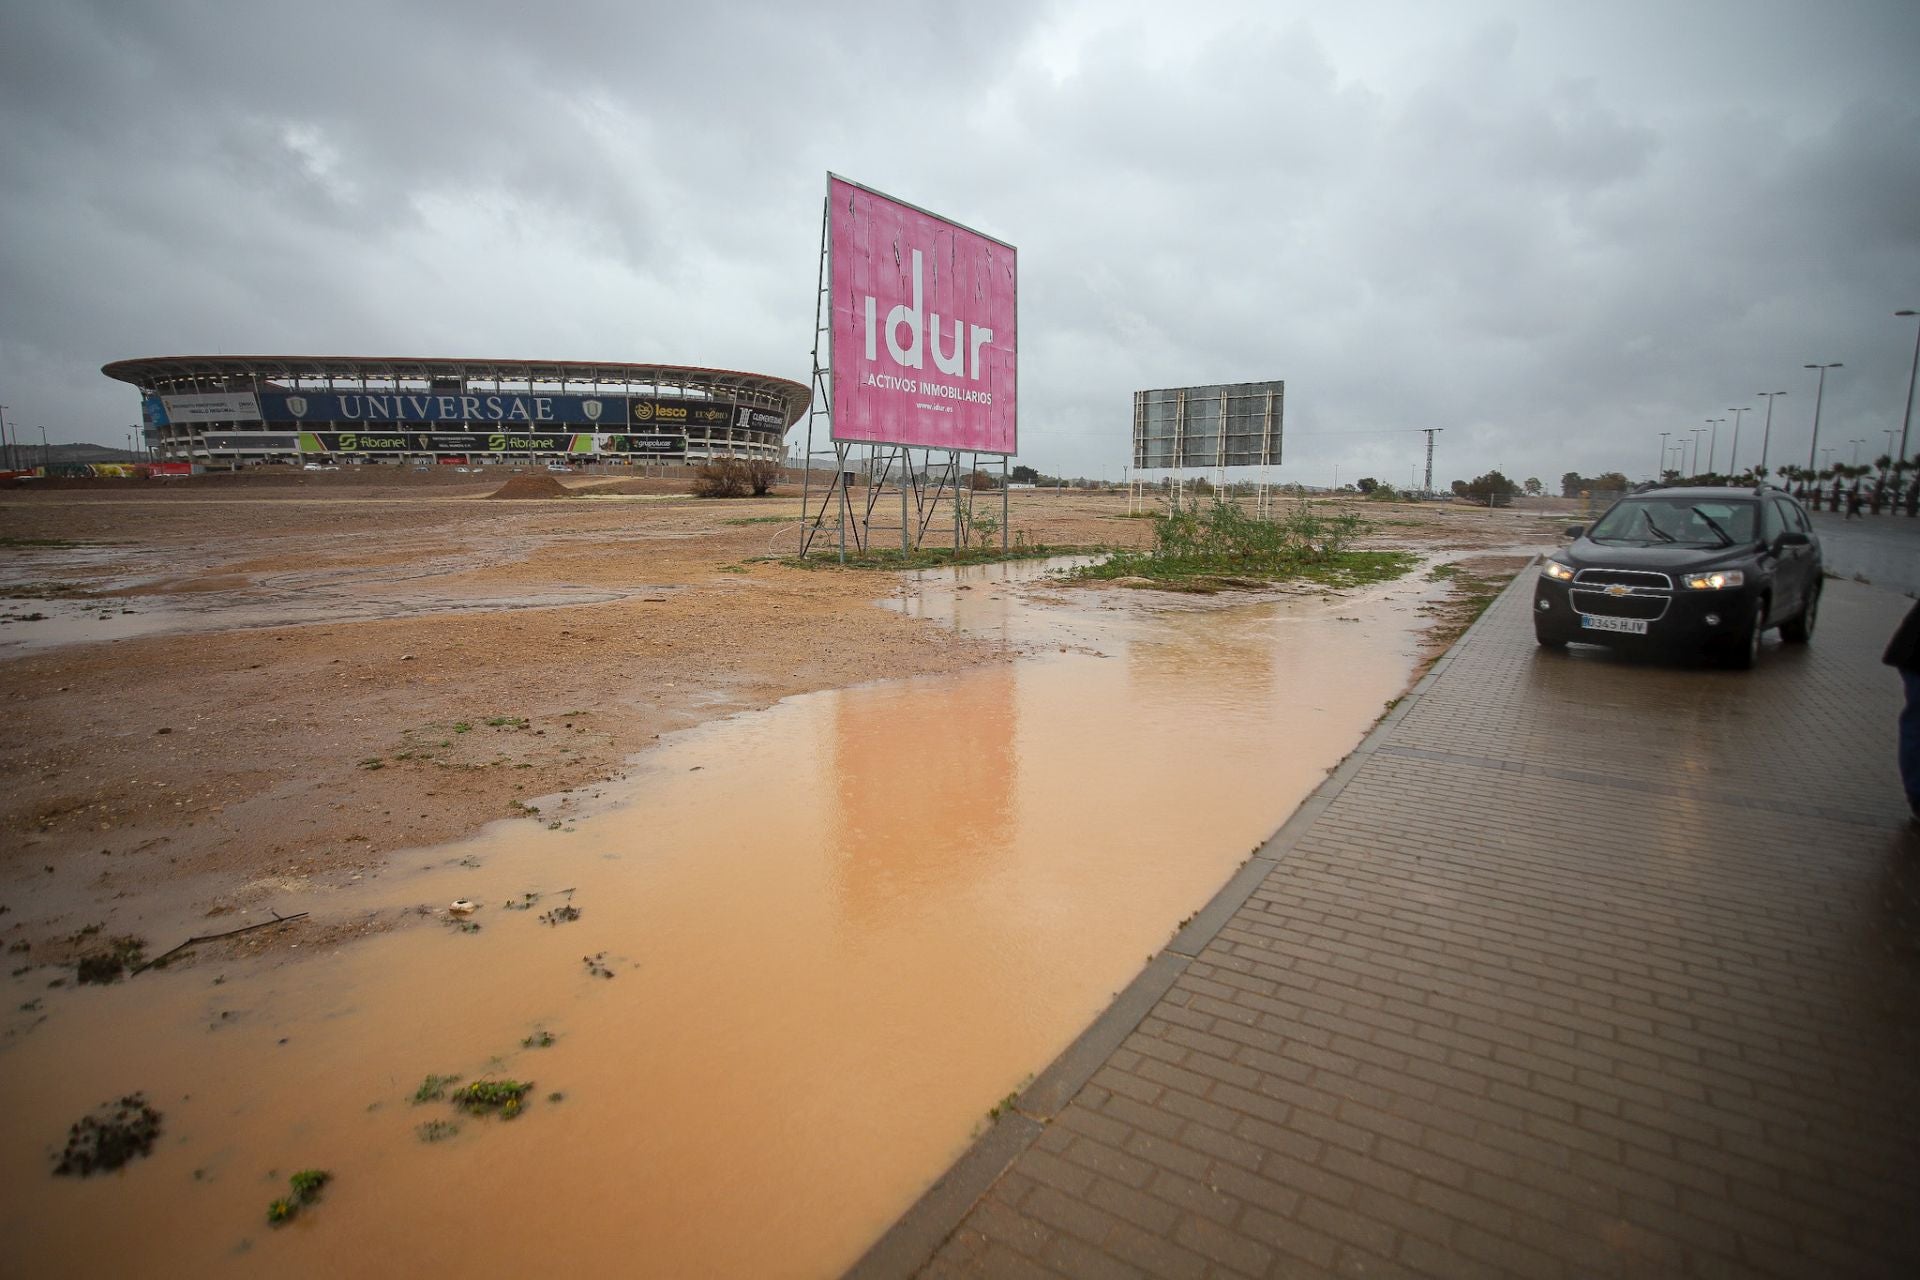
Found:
828,174 -> 1017,454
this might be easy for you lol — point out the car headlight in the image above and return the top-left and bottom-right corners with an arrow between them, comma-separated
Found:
1542,559 -> 1575,581
1682,570 -> 1745,590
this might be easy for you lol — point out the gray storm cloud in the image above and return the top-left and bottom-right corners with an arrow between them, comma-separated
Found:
2,0 -> 1915,486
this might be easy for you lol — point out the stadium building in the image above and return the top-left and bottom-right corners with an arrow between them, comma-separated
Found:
103,356 -> 811,468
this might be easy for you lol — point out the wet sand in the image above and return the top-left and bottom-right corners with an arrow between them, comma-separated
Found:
2,560 -> 1457,1277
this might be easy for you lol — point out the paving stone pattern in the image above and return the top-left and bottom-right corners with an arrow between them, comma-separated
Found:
907,573 -> 1920,1279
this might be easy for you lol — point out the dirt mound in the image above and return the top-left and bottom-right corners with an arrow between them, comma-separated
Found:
487,473 -> 575,500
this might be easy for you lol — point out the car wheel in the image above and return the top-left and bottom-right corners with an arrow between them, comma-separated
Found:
1535,627 -> 1567,649
1780,583 -> 1819,644
1724,600 -> 1766,670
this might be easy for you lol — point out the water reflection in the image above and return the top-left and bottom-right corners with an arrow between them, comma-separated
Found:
830,668 -> 1019,923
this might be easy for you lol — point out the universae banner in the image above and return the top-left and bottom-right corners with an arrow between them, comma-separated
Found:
828,174 -> 1017,455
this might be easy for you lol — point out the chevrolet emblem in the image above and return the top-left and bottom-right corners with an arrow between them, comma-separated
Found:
1605,584 -> 1629,597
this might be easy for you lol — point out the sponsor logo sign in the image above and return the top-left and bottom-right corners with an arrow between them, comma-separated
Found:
603,434 -> 684,454
161,392 -> 262,422
629,399 -> 731,428
828,173 -> 1017,454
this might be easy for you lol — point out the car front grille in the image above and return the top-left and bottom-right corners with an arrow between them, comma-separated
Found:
1574,568 -> 1674,590
1569,568 -> 1671,621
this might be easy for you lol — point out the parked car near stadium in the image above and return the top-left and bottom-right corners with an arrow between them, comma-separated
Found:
1533,486 -> 1822,669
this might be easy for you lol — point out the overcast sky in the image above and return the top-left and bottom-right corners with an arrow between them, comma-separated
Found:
2,0 -> 1916,487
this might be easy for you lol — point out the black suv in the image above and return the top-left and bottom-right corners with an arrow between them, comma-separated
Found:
1533,486 -> 1822,668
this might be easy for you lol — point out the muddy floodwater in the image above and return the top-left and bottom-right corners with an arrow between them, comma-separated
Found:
3,562 -> 1448,1277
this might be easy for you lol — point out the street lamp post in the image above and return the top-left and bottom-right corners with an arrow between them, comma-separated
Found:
1805,362 -> 1842,473
1897,311 -> 1919,463
1848,438 -> 1866,467
1705,419 -> 1720,475
1755,391 -> 1787,474
1658,432 -> 1670,480
1727,407 -> 1750,476
1690,427 -> 1707,475
38,426 -> 48,471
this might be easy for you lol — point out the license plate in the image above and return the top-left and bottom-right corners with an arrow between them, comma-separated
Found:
1582,615 -> 1648,635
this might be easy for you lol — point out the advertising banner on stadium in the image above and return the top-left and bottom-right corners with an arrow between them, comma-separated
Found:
204,433 -> 300,450
262,392 -> 623,426
160,392 -> 262,423
295,431 -> 591,455
601,434 -> 683,454
828,173 -> 1017,455
628,399 -> 732,429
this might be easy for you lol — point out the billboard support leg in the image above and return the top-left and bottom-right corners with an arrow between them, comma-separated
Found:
1001,455 -> 1009,552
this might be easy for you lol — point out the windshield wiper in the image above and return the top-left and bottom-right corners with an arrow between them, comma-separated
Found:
1641,510 -> 1675,542
1689,507 -> 1733,546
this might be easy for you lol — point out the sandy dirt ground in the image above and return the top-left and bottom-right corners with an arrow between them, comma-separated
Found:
0,473 -> 1563,972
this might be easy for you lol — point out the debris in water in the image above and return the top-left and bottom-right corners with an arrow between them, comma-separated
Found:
539,905 -> 580,927
54,1094 -> 162,1177
582,952 -> 614,979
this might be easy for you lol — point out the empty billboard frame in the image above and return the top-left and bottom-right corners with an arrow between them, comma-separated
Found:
1132,381 -> 1284,470
827,174 -> 1018,455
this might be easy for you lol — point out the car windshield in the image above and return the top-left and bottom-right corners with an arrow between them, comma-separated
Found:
1588,498 -> 1757,547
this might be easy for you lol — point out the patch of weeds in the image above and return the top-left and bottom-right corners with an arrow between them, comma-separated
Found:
416,1119 -> 460,1143
717,563 -> 749,573
449,1079 -> 532,1119
456,855 -> 481,868
54,1094 -> 162,1176
0,536 -> 85,548
987,1090 -> 1022,1121
509,800 -> 540,816
582,952 -> 614,979
446,919 -> 481,934
357,757 -> 385,771
723,514 -> 792,525
452,722 -> 472,734
75,936 -> 146,985
561,709 -> 586,717
1426,562 -> 1462,581
546,1092 -> 565,1104
546,820 -> 563,831
411,1074 -> 461,1104
267,1169 -> 331,1226
503,892 -> 541,911
539,905 -> 580,927
485,717 -> 526,729
521,1030 -> 556,1049
1072,499 -> 1413,591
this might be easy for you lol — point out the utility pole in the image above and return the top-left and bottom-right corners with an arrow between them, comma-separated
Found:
0,403 -> 12,470
1421,427 -> 1443,496
1755,391 -> 1786,474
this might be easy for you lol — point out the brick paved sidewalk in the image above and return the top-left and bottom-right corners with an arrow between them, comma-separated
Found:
853,570 -> 1920,1279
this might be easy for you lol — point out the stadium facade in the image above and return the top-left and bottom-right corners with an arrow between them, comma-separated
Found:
103,356 -> 811,467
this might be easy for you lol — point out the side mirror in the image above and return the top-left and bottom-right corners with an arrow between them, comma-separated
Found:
1563,525 -> 1585,539
1776,530 -> 1811,547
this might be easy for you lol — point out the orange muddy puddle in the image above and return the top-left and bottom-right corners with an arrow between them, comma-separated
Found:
2,566 -> 1443,1277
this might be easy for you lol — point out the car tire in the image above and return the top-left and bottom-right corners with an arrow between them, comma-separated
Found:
1780,583 -> 1819,644
1535,628 -> 1567,649
1724,600 -> 1766,670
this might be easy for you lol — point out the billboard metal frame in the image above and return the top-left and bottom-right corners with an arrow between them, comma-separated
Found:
1129,380 -> 1285,518
801,175 -> 1015,560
